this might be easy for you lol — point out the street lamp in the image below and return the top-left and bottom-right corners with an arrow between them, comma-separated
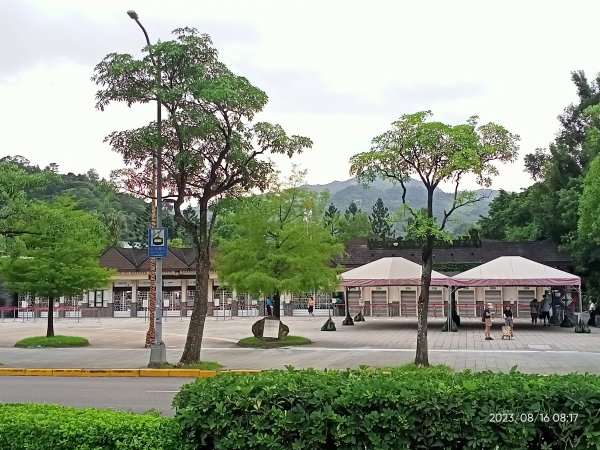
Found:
127,10 -> 166,367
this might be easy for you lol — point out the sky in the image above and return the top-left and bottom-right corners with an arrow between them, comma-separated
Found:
2,0 -> 600,193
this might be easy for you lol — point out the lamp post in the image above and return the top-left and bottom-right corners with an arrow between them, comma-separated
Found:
127,10 -> 166,367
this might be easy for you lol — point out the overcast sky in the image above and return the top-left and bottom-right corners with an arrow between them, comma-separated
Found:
2,0 -> 599,192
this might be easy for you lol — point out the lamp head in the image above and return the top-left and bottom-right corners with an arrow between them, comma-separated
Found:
127,10 -> 139,20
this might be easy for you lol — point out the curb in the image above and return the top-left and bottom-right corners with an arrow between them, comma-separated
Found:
0,368 -> 261,377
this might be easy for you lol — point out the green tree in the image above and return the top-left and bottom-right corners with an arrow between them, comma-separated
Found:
510,71 -> 600,244
337,201 -> 372,241
350,111 -> 518,366
369,198 -> 394,239
478,188 -> 546,241
215,175 -> 343,318
0,161 -> 54,244
0,197 -> 113,337
323,203 -> 341,236
572,136 -> 600,293
1,155 -> 149,245
93,28 -> 311,364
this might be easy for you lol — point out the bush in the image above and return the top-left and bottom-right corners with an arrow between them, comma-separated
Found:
0,403 -> 190,450
174,367 -> 600,450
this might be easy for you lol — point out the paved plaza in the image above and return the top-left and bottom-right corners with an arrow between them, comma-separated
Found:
0,315 -> 599,374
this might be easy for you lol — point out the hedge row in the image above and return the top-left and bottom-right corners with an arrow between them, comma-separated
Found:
173,366 -> 600,450
3,368 -> 600,450
0,403 -> 190,450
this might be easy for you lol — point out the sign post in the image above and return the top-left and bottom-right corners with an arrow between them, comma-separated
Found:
148,228 -> 168,257
148,227 -> 168,367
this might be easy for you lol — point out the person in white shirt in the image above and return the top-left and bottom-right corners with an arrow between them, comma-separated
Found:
540,297 -> 552,327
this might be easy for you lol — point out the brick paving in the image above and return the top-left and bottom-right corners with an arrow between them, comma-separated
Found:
0,315 -> 599,373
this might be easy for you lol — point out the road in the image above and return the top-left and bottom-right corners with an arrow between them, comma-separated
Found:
0,377 -> 194,415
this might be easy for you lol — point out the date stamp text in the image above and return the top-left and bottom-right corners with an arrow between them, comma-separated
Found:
489,412 -> 579,423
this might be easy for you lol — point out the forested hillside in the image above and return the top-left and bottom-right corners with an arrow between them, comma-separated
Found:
307,178 -> 497,235
0,155 -> 193,247
2,155 -> 495,246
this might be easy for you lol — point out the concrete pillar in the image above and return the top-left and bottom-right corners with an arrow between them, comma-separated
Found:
181,279 -> 188,315
131,281 -> 138,317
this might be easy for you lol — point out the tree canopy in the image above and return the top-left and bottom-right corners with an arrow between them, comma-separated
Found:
0,160 -> 54,244
215,175 -> 343,317
0,197 -> 113,337
480,71 -> 600,297
350,111 -> 519,366
93,27 -> 311,364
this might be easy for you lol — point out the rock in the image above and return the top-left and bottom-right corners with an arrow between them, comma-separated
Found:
251,318 -> 289,340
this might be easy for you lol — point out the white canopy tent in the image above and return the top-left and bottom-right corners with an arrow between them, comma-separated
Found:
451,256 -> 580,287
339,255 -> 582,326
452,256 -> 582,315
340,257 -> 453,287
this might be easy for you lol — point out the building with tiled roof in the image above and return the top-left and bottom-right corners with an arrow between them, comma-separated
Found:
337,238 -> 574,274
2,239 -> 577,320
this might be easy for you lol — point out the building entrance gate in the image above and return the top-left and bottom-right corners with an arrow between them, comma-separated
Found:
113,290 -> 132,317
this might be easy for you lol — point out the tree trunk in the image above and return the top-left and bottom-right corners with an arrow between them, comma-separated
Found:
415,235 -> 433,366
179,208 -> 210,365
273,291 -> 281,319
145,257 -> 156,348
145,166 -> 157,348
415,189 -> 435,367
46,296 -> 55,338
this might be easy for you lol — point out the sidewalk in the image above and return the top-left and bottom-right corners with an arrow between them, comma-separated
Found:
1,316 -> 599,374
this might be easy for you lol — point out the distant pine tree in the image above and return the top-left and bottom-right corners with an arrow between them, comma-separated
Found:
369,198 -> 394,240
323,203 -> 341,236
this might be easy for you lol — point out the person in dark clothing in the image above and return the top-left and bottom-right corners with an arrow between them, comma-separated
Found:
504,304 -> 514,337
588,301 -> 596,327
530,298 -> 539,324
483,303 -> 494,340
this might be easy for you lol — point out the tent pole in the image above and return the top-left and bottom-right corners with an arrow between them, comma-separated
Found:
447,286 -> 450,332
446,285 -> 452,332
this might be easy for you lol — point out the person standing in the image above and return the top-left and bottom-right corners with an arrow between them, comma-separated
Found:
307,296 -> 316,318
588,300 -> 597,327
266,297 -> 273,316
483,302 -> 494,340
504,304 -> 514,337
540,297 -> 552,327
530,298 -> 539,324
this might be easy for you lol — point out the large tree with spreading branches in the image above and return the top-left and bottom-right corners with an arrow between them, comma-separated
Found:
350,111 -> 519,366
93,28 -> 311,364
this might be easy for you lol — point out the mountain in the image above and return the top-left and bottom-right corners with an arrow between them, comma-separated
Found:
306,178 -> 498,234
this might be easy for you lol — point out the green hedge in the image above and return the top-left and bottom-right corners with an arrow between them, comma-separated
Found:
0,403 -> 190,450
174,367 -> 600,450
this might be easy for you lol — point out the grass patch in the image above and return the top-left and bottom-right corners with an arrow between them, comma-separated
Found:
238,335 -> 312,348
15,335 -> 89,348
164,361 -> 222,371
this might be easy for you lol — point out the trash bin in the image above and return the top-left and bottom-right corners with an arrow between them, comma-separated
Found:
336,299 -> 345,316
